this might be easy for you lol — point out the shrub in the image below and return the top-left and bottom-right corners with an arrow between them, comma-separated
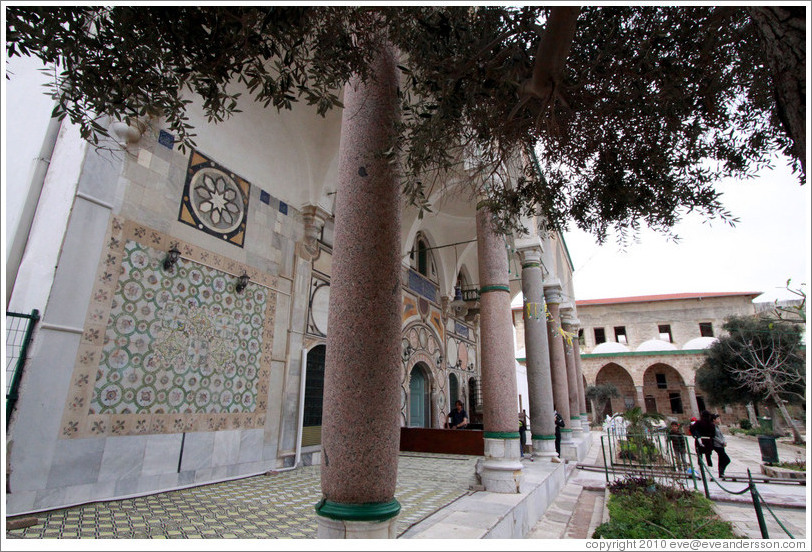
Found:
593,476 -> 738,539
739,418 -> 752,430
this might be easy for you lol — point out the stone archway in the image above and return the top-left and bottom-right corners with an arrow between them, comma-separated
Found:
401,322 -> 443,428
642,363 -> 687,417
595,362 -> 636,418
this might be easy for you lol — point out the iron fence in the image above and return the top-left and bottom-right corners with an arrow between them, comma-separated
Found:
5,309 -> 39,425
601,427 -> 699,490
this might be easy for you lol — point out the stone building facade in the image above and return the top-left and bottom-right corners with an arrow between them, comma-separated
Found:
572,292 -> 759,424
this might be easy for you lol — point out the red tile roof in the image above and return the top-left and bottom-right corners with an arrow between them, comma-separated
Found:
574,292 -> 762,307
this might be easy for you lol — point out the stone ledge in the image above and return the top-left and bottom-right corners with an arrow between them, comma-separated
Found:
400,458 -> 567,539
761,464 -> 806,481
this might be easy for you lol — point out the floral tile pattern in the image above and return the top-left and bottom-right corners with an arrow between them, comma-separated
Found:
91,240 -> 267,416
61,217 -> 278,438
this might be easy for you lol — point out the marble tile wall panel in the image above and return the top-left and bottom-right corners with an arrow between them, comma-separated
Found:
46,438 -> 105,488
142,433 -> 183,476
98,436 -> 148,481
212,430 -> 241,467
179,432 -> 215,472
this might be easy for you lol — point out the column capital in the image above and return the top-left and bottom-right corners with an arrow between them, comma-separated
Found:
301,204 -> 332,257
517,246 -> 543,267
543,281 -> 564,304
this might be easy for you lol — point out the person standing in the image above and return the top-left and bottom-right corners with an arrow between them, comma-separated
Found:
554,410 -> 565,457
668,421 -> 688,471
693,410 -> 716,467
712,414 -> 731,478
519,409 -> 528,457
447,400 -> 468,429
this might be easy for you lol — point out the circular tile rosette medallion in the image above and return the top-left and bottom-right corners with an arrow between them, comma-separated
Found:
190,168 -> 246,235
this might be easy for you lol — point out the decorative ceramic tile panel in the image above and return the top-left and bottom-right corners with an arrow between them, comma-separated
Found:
178,150 -> 250,247
61,217 -> 278,438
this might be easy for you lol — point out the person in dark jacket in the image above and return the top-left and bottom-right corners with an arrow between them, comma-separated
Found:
693,410 -> 716,467
554,410 -> 565,457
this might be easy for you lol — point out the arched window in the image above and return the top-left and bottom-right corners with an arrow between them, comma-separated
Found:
410,233 -> 437,281
449,373 -> 459,407
302,345 -> 326,446
409,363 -> 431,428
417,238 -> 429,277
468,377 -> 478,413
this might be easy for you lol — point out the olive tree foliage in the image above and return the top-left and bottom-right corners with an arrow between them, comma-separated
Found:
585,383 -> 620,420
696,315 -> 805,444
5,5 -> 805,241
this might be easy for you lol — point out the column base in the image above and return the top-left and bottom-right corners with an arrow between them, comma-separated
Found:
580,413 -> 589,431
560,428 -> 574,443
481,436 -> 524,493
316,515 -> 399,538
531,437 -> 558,458
315,498 -> 401,538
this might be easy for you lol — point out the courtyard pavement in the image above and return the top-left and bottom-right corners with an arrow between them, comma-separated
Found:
3,430 -> 808,542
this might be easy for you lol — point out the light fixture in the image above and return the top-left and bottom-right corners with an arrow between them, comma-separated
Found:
236,271 -> 250,293
163,245 -> 181,271
450,285 -> 468,316
436,354 -> 443,366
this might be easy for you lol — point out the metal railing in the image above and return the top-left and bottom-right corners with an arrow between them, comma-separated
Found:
601,427 -> 699,490
696,455 -> 795,539
5,309 -> 39,426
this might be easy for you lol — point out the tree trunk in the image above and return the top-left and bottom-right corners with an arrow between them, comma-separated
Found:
747,6 -> 806,175
745,402 -> 758,428
771,394 -> 804,444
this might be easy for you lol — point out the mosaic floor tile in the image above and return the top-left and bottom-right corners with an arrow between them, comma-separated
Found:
6,453 -> 478,539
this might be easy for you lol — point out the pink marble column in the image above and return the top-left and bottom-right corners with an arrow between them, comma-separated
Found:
317,42 -> 402,538
476,207 -> 523,493
560,312 -> 583,435
518,247 -> 557,458
544,287 -> 572,443
573,340 -> 589,428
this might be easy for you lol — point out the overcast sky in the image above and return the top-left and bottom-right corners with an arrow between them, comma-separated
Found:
561,156 -> 810,304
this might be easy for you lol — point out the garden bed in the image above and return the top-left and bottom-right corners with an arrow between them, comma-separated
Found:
592,476 -> 738,539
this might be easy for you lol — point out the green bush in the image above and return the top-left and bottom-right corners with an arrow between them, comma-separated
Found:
729,427 -> 785,438
739,418 -> 752,430
593,477 -> 738,539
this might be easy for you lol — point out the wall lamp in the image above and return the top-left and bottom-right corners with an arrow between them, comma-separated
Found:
436,354 -> 443,366
236,271 -> 250,294
163,245 -> 181,271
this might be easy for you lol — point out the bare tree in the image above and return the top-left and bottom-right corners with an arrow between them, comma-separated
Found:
721,317 -> 805,444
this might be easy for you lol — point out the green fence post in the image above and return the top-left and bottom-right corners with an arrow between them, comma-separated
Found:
748,469 -> 769,539
6,309 -> 40,426
698,456 -> 710,499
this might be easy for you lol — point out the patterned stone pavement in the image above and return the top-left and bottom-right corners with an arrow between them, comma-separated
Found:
6,452 -> 479,539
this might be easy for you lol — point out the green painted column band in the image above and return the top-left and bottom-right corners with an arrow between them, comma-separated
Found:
521,262 -> 541,269
314,498 -> 401,522
483,431 -> 520,439
561,428 -> 573,433
532,434 -> 556,440
570,416 -> 581,420
479,284 -> 510,295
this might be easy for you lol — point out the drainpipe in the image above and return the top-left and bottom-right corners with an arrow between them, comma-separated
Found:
6,115 -> 62,308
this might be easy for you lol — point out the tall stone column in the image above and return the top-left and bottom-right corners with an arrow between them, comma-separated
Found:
317,42 -> 402,538
476,207 -> 523,493
518,247 -> 557,458
635,385 -> 645,410
561,309 -> 588,432
560,313 -> 583,437
544,284 -> 572,443
573,341 -> 589,430
685,384 -> 700,418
